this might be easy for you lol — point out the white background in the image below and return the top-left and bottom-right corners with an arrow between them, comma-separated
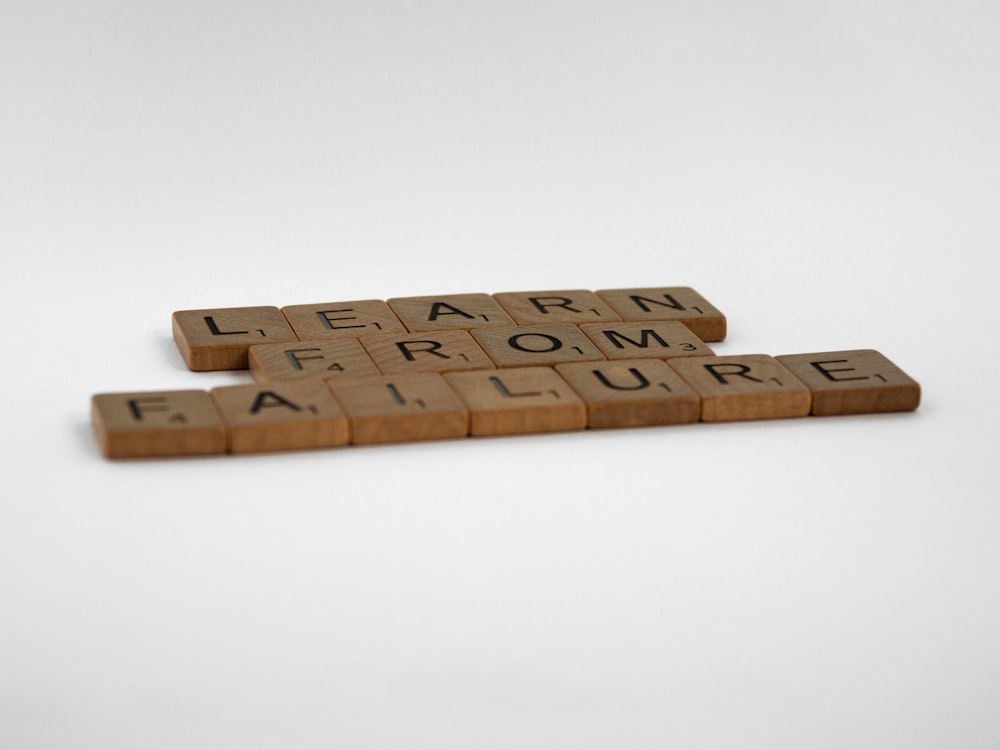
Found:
2,2 -> 999,748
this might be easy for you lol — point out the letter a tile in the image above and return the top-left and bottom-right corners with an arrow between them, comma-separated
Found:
775,349 -> 921,415
556,359 -> 701,428
443,367 -> 586,436
387,293 -> 516,332
91,390 -> 227,458
668,355 -> 811,421
172,306 -> 299,371
210,379 -> 349,453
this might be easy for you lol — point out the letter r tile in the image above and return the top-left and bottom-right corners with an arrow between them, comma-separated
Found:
668,355 -> 811,421
91,390 -> 227,458
210,379 -> 349,453
360,330 -> 494,374
443,367 -> 586,436
492,290 -> 622,324
172,306 -> 299,371
775,349 -> 920,415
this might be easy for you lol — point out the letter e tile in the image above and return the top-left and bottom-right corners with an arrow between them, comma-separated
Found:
280,300 -> 407,340
775,349 -> 920,415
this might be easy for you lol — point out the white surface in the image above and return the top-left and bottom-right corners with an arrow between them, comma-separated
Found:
2,2 -> 999,748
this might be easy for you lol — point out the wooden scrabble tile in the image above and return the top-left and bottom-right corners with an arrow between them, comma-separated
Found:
595,287 -> 726,341
91,390 -> 226,458
579,321 -> 715,361
327,373 -> 469,444
556,359 -> 701,429
172,306 -> 299,371
210,379 -> 349,453
668,355 -> 811,421
492,290 -> 622,324
248,339 -> 379,382
280,300 -> 407,340
443,367 -> 586,436
471,324 -> 607,368
360,329 -> 495,374
775,349 -> 921,415
387,293 -> 516,331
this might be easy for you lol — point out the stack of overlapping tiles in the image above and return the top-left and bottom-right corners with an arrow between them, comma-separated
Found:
91,287 -> 920,458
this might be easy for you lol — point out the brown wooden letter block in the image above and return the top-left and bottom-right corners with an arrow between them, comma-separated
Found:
595,287 -> 726,341
172,306 -> 299,371
360,329 -> 494,374
555,359 -> 701,429
280,300 -> 407,341
668,355 -> 811,421
471,324 -> 607,368
387,293 -> 516,332
210,379 -> 349,453
91,390 -> 226,458
775,349 -> 921,415
443,367 -> 586,436
491,290 -> 622,324
327,373 -> 469,444
579,321 -> 715,361
248,339 -> 379,382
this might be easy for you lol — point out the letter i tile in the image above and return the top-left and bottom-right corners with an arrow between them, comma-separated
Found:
210,379 -> 349,453
327,373 -> 469,444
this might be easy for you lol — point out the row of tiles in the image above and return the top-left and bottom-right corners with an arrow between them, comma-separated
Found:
171,287 -> 726,371
93,351 -> 920,458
